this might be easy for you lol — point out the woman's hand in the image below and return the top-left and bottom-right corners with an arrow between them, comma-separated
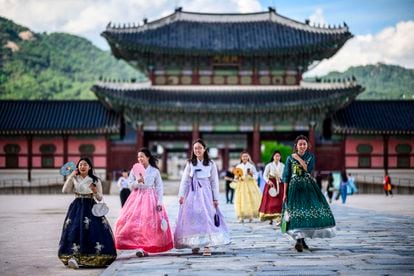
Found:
213,200 -> 219,208
89,183 -> 97,194
179,196 -> 184,205
137,173 -> 144,184
268,181 -> 274,188
69,169 -> 78,178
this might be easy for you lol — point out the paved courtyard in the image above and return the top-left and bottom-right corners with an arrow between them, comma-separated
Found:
0,191 -> 413,275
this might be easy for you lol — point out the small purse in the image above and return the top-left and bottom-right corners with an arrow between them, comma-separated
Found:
92,201 -> 109,217
214,212 -> 220,227
281,202 -> 289,233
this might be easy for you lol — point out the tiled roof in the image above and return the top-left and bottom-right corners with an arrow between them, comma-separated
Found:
333,100 -> 414,135
0,100 -> 121,135
92,82 -> 363,114
103,9 -> 351,56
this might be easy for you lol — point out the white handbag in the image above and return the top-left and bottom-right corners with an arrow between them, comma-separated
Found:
92,201 -> 109,217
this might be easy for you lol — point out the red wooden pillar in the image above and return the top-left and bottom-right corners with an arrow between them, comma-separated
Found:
162,149 -> 168,174
63,135 -> 69,181
252,123 -> 261,164
192,122 -> 199,142
136,124 -> 144,152
27,135 -> 33,182
383,135 -> 389,175
308,122 -> 316,153
222,147 -> 229,171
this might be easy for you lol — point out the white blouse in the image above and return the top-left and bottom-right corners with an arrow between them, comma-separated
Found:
178,159 -> 220,201
263,161 -> 285,183
236,162 -> 258,180
62,174 -> 103,201
127,165 -> 164,205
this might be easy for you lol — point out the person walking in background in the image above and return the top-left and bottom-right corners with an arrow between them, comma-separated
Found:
327,173 -> 334,204
233,151 -> 262,223
282,135 -> 336,252
117,169 -> 131,207
384,174 -> 393,197
59,157 -> 116,269
174,139 -> 230,256
114,148 -> 173,257
259,150 -> 285,225
340,171 -> 350,204
348,173 -> 358,194
224,165 -> 235,204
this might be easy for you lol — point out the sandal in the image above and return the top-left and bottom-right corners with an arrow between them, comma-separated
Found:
202,247 -> 212,256
136,250 -> 148,257
192,248 -> 200,255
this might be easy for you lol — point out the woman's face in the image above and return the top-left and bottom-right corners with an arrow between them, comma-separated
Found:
193,142 -> 205,159
296,139 -> 308,154
273,153 -> 281,162
241,153 -> 250,163
137,152 -> 149,166
78,160 -> 90,175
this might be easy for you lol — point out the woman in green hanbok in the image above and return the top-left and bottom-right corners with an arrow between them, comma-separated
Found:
282,135 -> 336,252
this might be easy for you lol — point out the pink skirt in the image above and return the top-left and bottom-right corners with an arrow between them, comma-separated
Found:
114,187 -> 173,253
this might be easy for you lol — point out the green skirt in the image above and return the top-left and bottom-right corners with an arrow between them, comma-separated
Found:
286,173 -> 336,239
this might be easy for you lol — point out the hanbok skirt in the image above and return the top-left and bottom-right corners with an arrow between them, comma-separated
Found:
286,174 -> 336,239
259,177 -> 283,221
114,186 -> 174,253
174,177 -> 230,249
234,177 -> 262,219
58,197 -> 117,267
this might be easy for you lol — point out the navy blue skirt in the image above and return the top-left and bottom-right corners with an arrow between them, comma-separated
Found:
58,197 -> 117,267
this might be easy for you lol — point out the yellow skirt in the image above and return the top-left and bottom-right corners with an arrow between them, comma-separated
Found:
233,177 -> 262,219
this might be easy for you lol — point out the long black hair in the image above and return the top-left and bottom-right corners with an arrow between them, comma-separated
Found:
341,171 -> 348,182
139,147 -> 159,169
269,150 -> 281,163
292,135 -> 311,153
76,157 -> 99,184
190,139 -> 211,166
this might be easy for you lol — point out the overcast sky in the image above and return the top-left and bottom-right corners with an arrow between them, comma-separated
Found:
1,0 -> 413,76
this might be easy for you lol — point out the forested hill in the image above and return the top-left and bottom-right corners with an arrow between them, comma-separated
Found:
312,63 -> 414,100
0,16 -> 143,100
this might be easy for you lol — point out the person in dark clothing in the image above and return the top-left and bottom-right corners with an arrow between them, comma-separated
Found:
224,166 -> 235,204
327,173 -> 334,204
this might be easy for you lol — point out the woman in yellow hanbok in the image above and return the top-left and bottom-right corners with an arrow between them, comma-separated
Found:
232,151 -> 262,223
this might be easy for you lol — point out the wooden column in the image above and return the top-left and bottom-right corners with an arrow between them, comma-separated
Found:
136,124 -> 144,152
63,135 -> 69,181
162,149 -> 168,174
308,122 -> 316,153
252,123 -> 260,164
27,135 -> 33,182
192,122 -> 199,142
383,135 -> 389,175
222,147 -> 229,171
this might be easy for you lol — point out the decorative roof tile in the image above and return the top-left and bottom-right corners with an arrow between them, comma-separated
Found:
333,100 -> 414,135
103,9 -> 352,56
0,101 -> 121,135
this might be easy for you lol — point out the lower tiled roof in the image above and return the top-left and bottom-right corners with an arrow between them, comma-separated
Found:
333,100 -> 414,135
0,100 -> 121,135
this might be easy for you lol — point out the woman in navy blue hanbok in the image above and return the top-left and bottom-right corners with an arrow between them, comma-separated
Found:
58,158 -> 116,268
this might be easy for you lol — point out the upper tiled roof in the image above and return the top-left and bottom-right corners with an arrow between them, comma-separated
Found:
0,100 -> 121,135
92,81 -> 363,114
333,100 -> 414,135
103,9 -> 352,56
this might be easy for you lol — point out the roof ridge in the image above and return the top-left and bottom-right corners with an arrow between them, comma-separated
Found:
106,8 -> 349,35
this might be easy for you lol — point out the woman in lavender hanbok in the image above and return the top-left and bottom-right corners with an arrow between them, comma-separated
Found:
174,139 -> 230,256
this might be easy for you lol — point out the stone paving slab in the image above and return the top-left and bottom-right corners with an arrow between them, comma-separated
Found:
0,194 -> 413,275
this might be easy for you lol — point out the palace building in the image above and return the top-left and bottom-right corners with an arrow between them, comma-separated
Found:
1,8 -> 413,189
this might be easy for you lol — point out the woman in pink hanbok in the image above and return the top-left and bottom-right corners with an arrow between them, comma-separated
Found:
174,139 -> 230,256
114,148 -> 173,257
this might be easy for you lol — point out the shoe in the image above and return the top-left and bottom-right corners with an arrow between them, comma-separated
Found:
136,250 -> 148,257
295,240 -> 303,252
67,258 -> 79,269
192,248 -> 200,255
239,219 -> 244,223
269,220 -> 273,225
302,239 -> 309,250
203,247 -> 212,256
248,218 -> 253,223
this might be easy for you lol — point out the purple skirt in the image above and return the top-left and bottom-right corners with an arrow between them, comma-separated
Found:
174,177 -> 230,249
